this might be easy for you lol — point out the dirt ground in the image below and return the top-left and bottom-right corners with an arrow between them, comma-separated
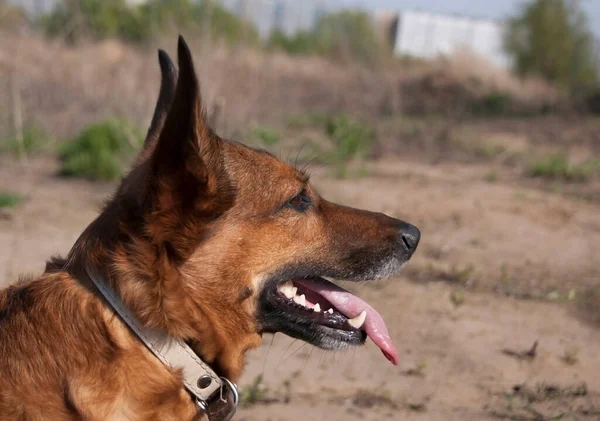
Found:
1,151 -> 599,421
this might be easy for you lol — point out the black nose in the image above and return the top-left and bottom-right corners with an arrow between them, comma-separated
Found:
398,223 -> 420,257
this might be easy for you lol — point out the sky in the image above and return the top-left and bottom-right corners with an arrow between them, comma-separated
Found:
328,0 -> 600,36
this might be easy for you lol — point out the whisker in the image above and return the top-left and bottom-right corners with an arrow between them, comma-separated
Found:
317,347 -> 327,371
262,334 -> 276,375
276,339 -> 298,369
300,153 -> 326,173
293,141 -> 311,170
279,341 -> 308,367
303,345 -> 315,371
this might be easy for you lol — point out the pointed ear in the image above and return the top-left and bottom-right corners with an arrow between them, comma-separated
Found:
144,49 -> 178,148
150,35 -> 217,178
144,37 -> 233,260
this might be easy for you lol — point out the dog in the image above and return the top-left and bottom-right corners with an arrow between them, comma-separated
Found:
0,36 -> 420,420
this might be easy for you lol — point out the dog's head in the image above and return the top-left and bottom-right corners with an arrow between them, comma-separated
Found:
74,37 -> 420,380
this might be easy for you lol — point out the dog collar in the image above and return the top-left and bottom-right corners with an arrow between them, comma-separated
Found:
85,265 -> 239,421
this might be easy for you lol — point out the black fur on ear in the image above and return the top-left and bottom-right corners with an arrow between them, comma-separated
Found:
150,35 -> 217,177
142,36 -> 235,262
144,49 -> 178,148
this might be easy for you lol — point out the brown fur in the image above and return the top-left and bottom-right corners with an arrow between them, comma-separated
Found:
0,37 -> 418,420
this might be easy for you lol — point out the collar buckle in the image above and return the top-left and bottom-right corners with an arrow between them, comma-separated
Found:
197,377 -> 239,421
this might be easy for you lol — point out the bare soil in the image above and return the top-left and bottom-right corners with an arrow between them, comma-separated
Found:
2,152 -> 599,421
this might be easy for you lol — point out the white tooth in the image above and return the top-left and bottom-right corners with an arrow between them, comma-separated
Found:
348,310 -> 367,329
327,308 -> 334,314
293,294 -> 306,307
313,303 -> 321,312
291,287 -> 298,297
278,282 -> 295,299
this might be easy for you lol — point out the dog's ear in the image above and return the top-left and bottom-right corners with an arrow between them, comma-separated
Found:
144,49 -> 178,148
150,35 -> 218,178
144,36 -> 233,259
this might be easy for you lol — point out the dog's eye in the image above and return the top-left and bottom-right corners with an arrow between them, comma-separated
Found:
287,191 -> 311,212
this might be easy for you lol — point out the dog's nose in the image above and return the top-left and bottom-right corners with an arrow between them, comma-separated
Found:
397,222 -> 420,257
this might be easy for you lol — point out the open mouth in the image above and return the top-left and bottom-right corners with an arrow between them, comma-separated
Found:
259,276 -> 399,365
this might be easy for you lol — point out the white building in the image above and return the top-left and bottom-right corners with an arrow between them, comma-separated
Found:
389,10 -> 511,69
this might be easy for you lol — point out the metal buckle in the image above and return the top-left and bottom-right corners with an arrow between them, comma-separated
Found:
196,377 -> 239,421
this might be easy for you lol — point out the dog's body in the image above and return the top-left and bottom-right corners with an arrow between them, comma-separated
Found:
1,263 -> 200,420
0,37 -> 420,420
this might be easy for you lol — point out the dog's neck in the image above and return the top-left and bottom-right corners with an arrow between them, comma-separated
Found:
65,191 -> 259,381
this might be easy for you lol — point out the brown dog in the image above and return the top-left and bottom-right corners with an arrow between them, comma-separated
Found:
0,36 -> 420,420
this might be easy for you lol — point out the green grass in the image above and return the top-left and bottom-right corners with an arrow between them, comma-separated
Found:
39,0 -> 260,46
286,112 -> 375,178
286,112 -> 329,129
450,290 -> 466,307
474,144 -> 506,160
527,153 -> 600,182
58,118 -> 143,182
251,125 -> 280,147
562,347 -> 580,365
267,10 -> 385,64
476,92 -> 512,116
239,375 -> 268,407
323,114 -> 375,178
484,171 -> 498,183
0,192 -> 23,208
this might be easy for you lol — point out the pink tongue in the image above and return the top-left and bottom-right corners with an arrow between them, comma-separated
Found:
295,278 -> 399,365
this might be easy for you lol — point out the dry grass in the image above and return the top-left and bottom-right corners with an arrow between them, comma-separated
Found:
434,48 -> 560,104
0,32 -> 563,147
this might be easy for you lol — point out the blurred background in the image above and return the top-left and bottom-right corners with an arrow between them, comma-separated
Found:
1,0 -> 599,419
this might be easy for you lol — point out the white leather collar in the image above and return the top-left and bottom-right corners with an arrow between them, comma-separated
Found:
85,265 -> 239,421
